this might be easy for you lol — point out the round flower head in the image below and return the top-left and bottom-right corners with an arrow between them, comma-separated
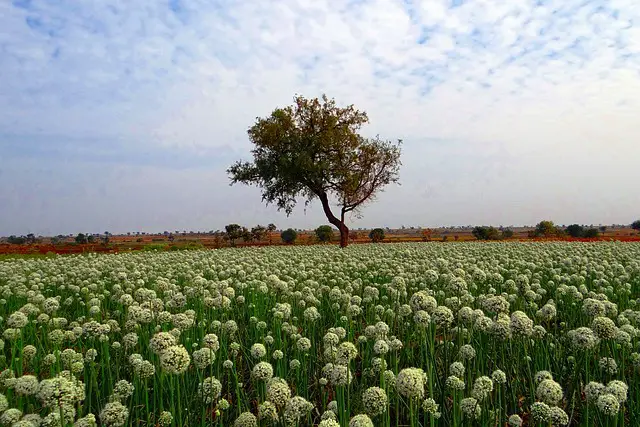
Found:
510,311 -> 533,337
193,348 -> 216,369
596,394 -> 620,416
592,317 -> 617,340
252,361 -> 274,382
74,413 -> 97,427
0,393 -> 7,412
422,398 -> 440,417
431,306 -> 454,329
202,334 -> 220,351
0,408 -> 22,425
112,380 -> 135,401
530,402 -> 552,423
159,345 -> 191,374
445,375 -> 465,391
460,397 -> 481,419
472,376 -> 494,401
396,368 -> 427,400
329,365 -> 352,386
361,387 -> 388,416
283,396 -> 314,425
491,369 -> 507,385
458,344 -> 476,361
250,343 -> 267,359
100,401 -> 129,427
550,406 -> 569,426
267,377 -> 291,408
258,401 -> 279,423
508,414 -> 523,426
536,379 -> 563,405
234,411 -> 258,427
158,411 -> 173,426
149,332 -> 177,355
319,420 -> 340,427
349,414 -> 374,427
198,377 -> 222,404
584,382 -> 605,403
449,362 -> 465,378
568,327 -> 600,350
13,375 -> 39,396
534,371 -> 553,385
598,357 -> 618,375
605,380 -> 628,403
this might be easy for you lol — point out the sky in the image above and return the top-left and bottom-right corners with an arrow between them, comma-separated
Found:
1,0 -> 639,236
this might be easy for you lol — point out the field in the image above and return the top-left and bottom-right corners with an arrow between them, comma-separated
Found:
0,242 -> 638,426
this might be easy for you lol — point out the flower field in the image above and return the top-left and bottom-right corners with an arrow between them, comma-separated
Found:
0,242 -> 639,426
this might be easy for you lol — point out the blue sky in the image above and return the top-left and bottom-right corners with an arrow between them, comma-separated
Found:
1,0 -> 639,235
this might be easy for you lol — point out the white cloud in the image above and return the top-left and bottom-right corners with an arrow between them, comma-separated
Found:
1,0 -> 640,234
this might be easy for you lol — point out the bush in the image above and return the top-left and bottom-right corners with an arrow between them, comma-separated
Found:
369,228 -> 385,243
75,233 -> 88,244
584,228 -> 600,238
565,224 -> 585,238
7,235 -> 27,245
315,225 -> 334,242
501,228 -> 514,239
533,221 -> 563,238
632,220 -> 640,232
472,226 -> 501,240
281,228 -> 298,244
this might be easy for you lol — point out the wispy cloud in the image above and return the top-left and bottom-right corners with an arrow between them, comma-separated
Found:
1,0 -> 639,234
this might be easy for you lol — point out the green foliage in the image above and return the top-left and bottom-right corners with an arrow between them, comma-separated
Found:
251,225 -> 267,241
315,225 -> 334,242
472,226 -> 501,240
534,220 -> 563,238
224,224 -> 243,246
143,243 -> 168,251
584,228 -> 600,238
632,220 -> 640,231
280,228 -> 298,244
75,233 -> 88,244
7,235 -> 27,244
228,94 -> 401,247
369,228 -> 385,243
565,224 -> 585,238
87,234 -> 96,243
501,228 -> 514,239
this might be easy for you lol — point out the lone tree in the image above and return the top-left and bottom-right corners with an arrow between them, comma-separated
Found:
369,228 -> 385,243
315,225 -> 334,243
281,228 -> 298,245
224,224 -> 243,246
632,220 -> 640,233
228,95 -> 402,248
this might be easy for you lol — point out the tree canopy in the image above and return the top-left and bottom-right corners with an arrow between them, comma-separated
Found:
228,94 -> 401,247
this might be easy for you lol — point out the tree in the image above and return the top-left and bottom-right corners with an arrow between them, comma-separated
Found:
472,226 -> 501,240
251,225 -> 267,241
26,233 -> 36,244
280,228 -> 298,244
565,224 -> 585,238
315,225 -> 334,243
534,221 -> 562,238
7,235 -> 26,244
75,233 -> 88,244
501,228 -> 514,239
632,220 -> 640,232
599,226 -> 607,236
369,228 -> 385,243
584,228 -> 600,238
228,94 -> 402,248
224,224 -> 243,246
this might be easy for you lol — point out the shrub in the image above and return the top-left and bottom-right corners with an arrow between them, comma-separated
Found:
631,220 -> 640,232
584,228 -> 600,238
315,225 -> 334,243
472,226 -> 501,240
565,224 -> 585,238
369,228 -> 385,243
281,228 -> 298,244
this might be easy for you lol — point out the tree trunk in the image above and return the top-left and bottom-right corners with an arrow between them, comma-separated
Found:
318,192 -> 350,248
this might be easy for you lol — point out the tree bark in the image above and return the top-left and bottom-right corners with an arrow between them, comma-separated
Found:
318,192 -> 349,248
